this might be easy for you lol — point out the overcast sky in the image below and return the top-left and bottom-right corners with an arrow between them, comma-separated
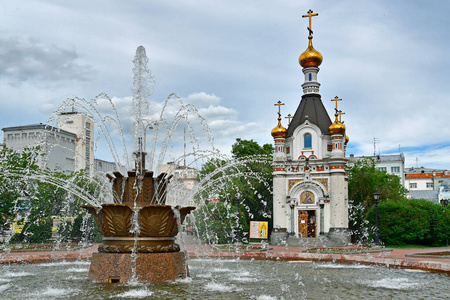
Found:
1,1 -> 449,169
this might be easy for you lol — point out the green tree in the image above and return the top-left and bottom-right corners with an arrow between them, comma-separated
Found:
194,202 -> 237,244
0,146 -> 40,232
59,213 -> 103,243
348,158 -> 407,209
194,139 -> 273,243
348,158 -> 407,243
366,199 -> 450,245
0,146 -> 102,244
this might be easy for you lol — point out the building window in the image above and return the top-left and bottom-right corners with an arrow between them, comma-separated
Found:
377,167 -> 387,172
304,133 -> 312,149
426,182 -> 434,188
391,166 -> 400,173
410,183 -> 417,188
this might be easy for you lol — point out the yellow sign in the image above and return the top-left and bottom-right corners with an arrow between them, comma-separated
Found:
249,221 -> 268,239
12,222 -> 25,234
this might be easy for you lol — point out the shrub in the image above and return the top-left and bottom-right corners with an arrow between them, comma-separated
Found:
193,202 -> 242,244
366,199 -> 449,245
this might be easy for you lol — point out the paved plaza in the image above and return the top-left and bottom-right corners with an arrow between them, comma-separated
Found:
1,240 -> 449,275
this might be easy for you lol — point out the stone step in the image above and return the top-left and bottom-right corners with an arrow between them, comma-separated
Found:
286,236 -> 343,248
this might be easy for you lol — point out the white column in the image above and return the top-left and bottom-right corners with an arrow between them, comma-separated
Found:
272,174 -> 287,229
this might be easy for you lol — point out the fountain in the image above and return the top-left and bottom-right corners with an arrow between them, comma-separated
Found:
83,140 -> 195,283
79,46 -> 198,283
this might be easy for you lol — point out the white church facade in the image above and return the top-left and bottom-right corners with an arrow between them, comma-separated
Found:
270,10 -> 350,246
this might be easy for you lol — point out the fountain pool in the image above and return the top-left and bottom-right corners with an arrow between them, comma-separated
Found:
0,258 -> 448,299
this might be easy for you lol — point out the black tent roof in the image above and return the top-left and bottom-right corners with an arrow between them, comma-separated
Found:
287,93 -> 332,137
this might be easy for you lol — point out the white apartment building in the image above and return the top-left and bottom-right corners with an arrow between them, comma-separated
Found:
160,162 -> 198,206
57,112 -> 95,176
348,153 -> 405,186
404,167 -> 450,203
2,112 -> 117,175
2,124 -> 77,173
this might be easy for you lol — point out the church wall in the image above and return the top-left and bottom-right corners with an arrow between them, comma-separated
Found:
272,175 -> 287,230
329,169 -> 349,228
292,123 -> 322,160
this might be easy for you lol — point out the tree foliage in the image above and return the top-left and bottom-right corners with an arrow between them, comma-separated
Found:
194,139 -> 273,243
0,146 -> 101,244
348,158 -> 408,209
348,158 -> 408,243
366,199 -> 450,245
194,202 -> 238,244
348,158 -> 448,246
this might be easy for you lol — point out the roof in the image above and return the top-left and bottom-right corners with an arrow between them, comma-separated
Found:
404,167 -> 450,179
348,153 -> 405,164
409,190 -> 439,200
287,93 -> 332,137
2,124 -> 77,138
439,180 -> 450,189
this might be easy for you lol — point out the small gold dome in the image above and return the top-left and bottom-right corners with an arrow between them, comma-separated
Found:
328,120 -> 346,135
345,135 -> 349,144
299,36 -> 323,68
271,121 -> 288,138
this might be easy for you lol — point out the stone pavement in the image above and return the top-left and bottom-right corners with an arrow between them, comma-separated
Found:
1,241 -> 449,275
0,245 -> 96,264
181,234 -> 450,275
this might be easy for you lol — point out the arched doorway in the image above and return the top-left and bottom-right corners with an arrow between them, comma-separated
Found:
289,180 -> 327,238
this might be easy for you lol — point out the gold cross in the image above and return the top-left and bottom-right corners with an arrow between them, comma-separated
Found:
285,114 -> 293,125
274,100 -> 285,118
337,110 -> 345,122
302,9 -> 318,35
331,96 -> 342,112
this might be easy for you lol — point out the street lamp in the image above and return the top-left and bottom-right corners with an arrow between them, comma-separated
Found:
441,199 -> 449,246
286,196 -> 295,236
143,122 -> 155,152
373,189 -> 381,245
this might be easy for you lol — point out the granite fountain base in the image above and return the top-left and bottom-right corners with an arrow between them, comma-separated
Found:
88,251 -> 188,283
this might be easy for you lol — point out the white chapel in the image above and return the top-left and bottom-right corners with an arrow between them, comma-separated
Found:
270,10 -> 350,246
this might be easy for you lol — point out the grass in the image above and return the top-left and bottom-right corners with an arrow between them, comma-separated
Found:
385,244 -> 448,249
212,243 -> 272,252
1,242 -> 82,252
413,251 -> 450,256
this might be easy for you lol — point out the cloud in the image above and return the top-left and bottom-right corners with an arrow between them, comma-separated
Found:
0,35 -> 93,85
198,105 -> 237,121
38,102 -> 57,114
182,92 -> 221,106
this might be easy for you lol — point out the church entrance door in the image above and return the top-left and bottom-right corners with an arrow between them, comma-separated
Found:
298,210 -> 316,238
298,211 -> 308,237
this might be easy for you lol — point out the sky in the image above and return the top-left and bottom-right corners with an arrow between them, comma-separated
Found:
1,0 -> 450,169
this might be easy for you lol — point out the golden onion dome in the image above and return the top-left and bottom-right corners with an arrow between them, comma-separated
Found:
299,36 -> 323,68
328,120 -> 346,135
271,120 -> 288,138
345,135 -> 349,144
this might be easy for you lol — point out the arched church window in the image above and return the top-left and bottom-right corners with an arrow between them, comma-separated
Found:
304,133 -> 312,149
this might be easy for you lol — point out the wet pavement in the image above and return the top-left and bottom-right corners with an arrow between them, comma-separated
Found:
1,239 -> 449,275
